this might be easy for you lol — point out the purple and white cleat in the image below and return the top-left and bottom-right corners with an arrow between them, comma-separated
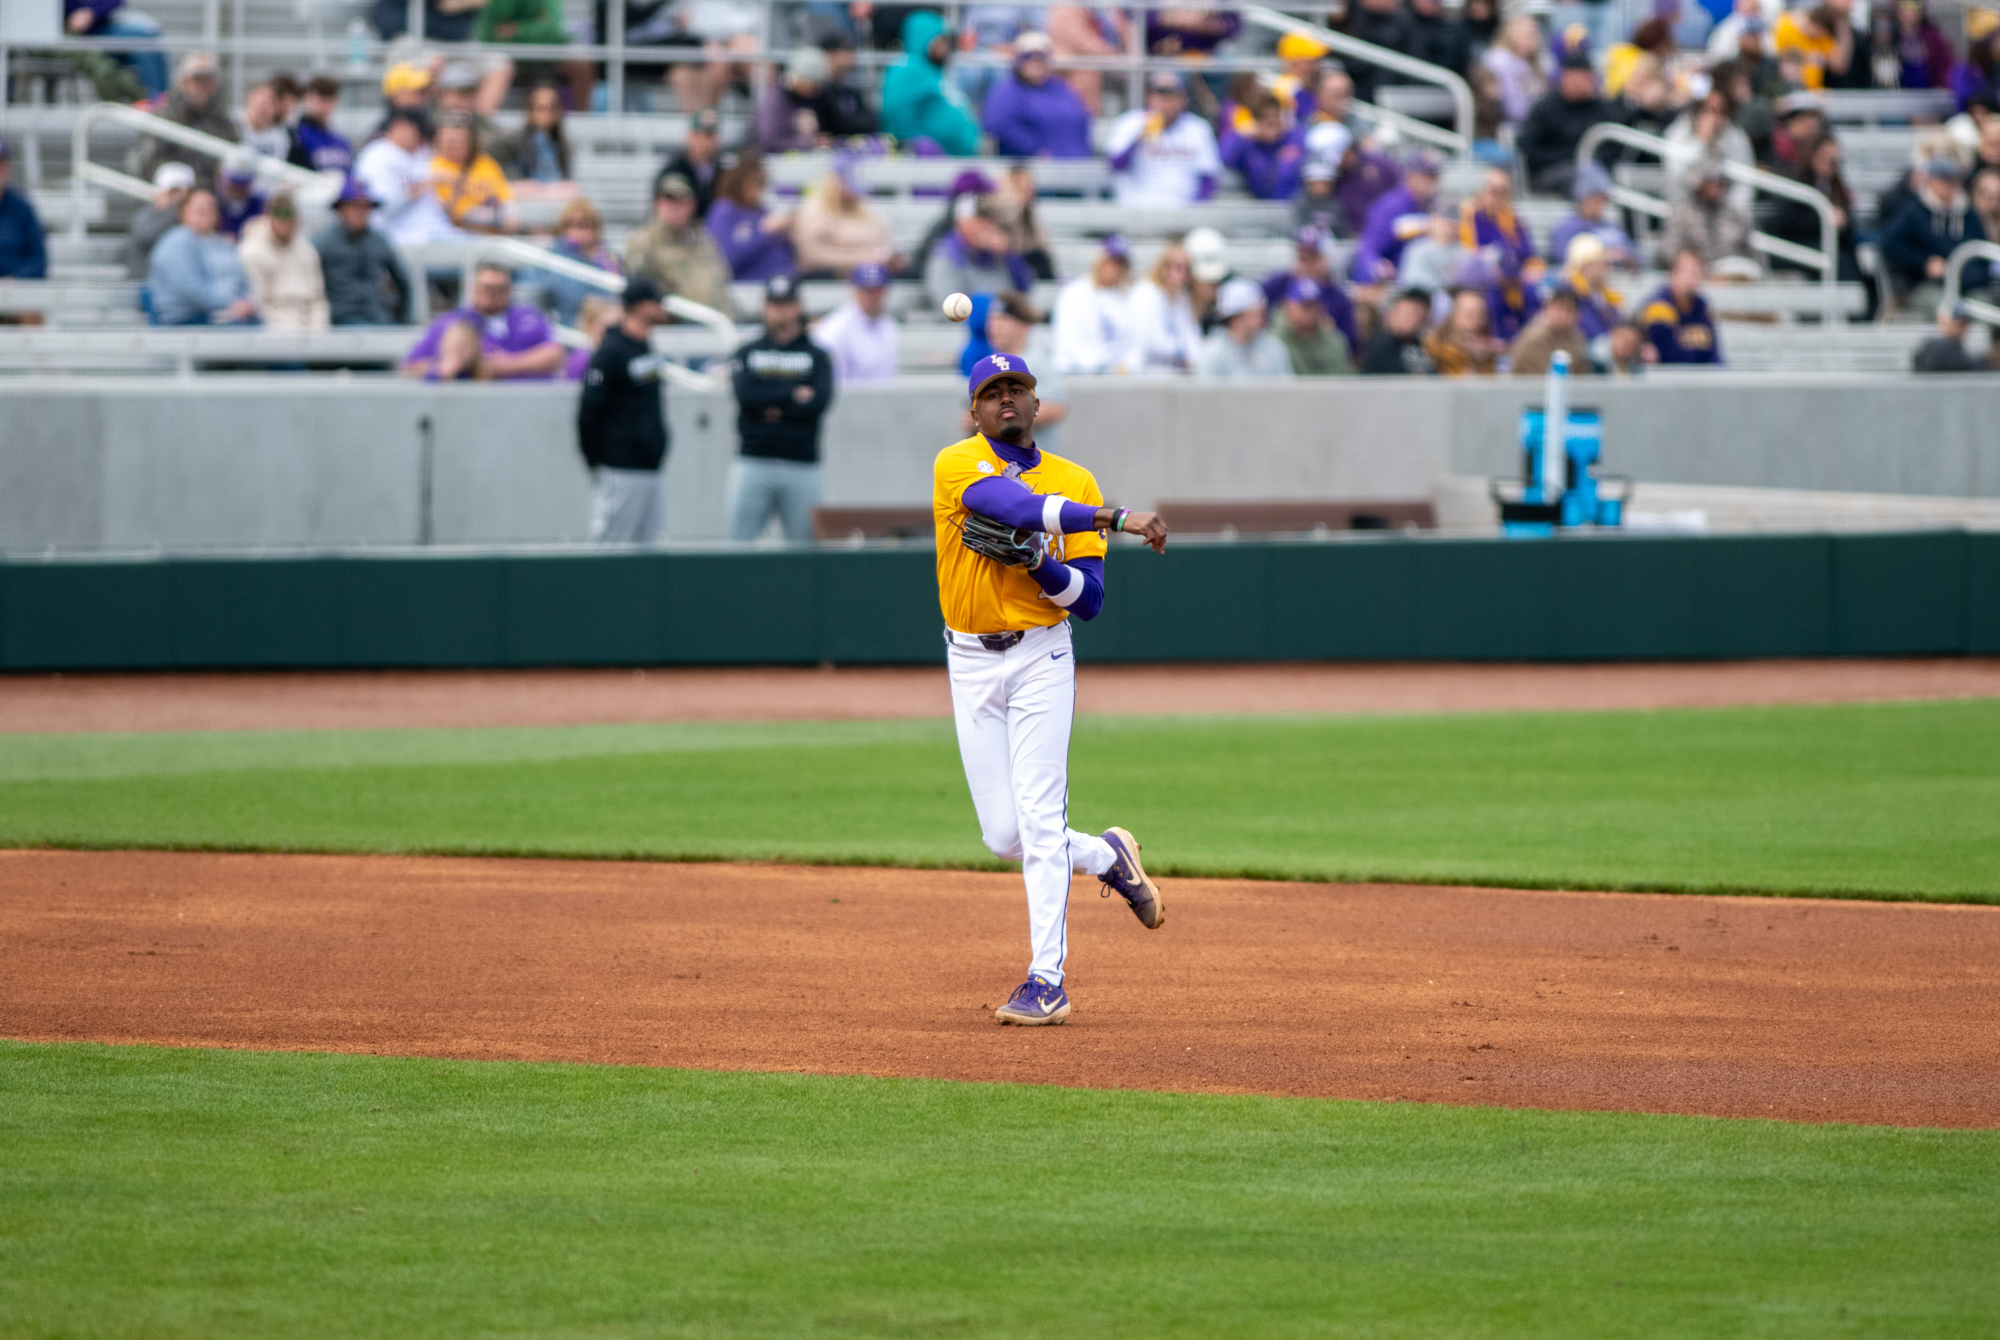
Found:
1100,827 -> 1164,929
994,975 -> 1071,1026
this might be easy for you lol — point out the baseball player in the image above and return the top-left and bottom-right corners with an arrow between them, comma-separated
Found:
935,352 -> 1171,1026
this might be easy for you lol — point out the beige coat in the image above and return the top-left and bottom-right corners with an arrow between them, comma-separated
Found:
1507,312 -> 1592,376
792,192 -> 895,276
625,220 -> 734,318
237,216 -> 330,330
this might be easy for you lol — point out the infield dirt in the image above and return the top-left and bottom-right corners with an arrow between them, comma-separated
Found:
5,849 -> 1994,1129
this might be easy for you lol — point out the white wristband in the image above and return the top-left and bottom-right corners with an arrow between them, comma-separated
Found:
1041,494 -> 1068,536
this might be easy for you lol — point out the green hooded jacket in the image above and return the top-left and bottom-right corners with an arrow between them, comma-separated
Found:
879,11 -> 982,156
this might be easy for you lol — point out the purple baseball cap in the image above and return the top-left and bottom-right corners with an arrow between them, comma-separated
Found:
949,168 -> 996,198
967,351 -> 1036,403
834,151 -> 864,194
335,175 -> 376,206
1284,276 -> 1323,305
1100,233 -> 1131,262
1294,224 -> 1325,250
850,261 -> 890,288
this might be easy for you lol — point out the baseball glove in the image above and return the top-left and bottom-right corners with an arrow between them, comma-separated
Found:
959,512 -> 1046,569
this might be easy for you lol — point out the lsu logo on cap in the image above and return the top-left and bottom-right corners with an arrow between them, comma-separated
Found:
991,355 -> 1011,371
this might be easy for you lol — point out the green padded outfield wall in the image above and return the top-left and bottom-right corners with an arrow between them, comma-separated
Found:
1,531 -> 1994,671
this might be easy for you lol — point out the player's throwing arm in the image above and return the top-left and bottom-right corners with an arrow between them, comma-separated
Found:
931,353 -> 1169,1028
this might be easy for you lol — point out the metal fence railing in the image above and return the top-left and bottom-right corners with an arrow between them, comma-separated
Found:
1943,240 -> 2000,328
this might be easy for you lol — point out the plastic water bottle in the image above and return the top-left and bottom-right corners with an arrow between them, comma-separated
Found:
346,19 -> 370,73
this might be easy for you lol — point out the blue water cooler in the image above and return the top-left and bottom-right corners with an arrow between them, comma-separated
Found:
1490,353 -> 1630,537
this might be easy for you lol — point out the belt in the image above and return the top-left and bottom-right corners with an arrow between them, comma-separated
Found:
944,627 -> 1027,652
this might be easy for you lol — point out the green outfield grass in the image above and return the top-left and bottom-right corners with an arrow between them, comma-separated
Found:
1,699 -> 1996,900
2,1041 -> 1995,1339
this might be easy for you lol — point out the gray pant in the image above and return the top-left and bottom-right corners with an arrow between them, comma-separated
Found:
727,455 -> 821,543
588,466 -> 664,544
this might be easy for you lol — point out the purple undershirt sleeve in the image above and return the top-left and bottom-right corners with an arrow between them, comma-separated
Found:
1195,173 -> 1218,201
962,476 -> 1101,533
1029,554 -> 1105,620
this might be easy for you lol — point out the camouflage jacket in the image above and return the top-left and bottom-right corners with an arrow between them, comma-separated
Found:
624,222 -> 734,321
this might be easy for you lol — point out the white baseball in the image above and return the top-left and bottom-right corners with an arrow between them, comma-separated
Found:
942,292 -> 974,323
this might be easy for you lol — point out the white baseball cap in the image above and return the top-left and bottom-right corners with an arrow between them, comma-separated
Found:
1184,225 -> 1228,283
152,161 -> 197,192
1215,277 -> 1266,320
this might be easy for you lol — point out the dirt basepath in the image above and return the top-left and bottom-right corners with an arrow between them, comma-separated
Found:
3,659 -> 1997,733
6,850 -> 1993,1128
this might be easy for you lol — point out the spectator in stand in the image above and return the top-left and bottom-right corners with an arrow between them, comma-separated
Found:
1603,320 -> 1647,375
1518,51 -> 1627,196
1052,235 -> 1135,373
729,274 -> 836,543
435,63 -> 503,142
1615,57 -> 1682,141
1867,1 -> 1953,90
758,48 -> 831,154
1293,161 -> 1345,239
404,262 -> 566,379
1046,5 -> 1129,115
1547,162 -> 1638,268
1477,251 -> 1543,345
430,113 -> 515,234
1639,250 -> 1724,363
138,52 -> 237,190
926,182 -> 1035,306
355,109 -> 462,245
812,261 -> 898,385
1771,133 -> 1869,304
288,77 -> 353,175
1912,301 -> 1982,370
989,162 -> 1056,280
1971,168 -> 2000,274
1469,65 -> 1511,160
1341,0 -> 1422,103
1262,225 -> 1359,353
983,33 -> 1094,160
1360,289 -> 1435,374
627,174 -> 734,317
237,191 -> 327,330
1106,73 -> 1222,208
1481,17 -> 1550,126
1559,234 -> 1623,341
1184,225 -> 1230,328
1460,165 -> 1538,274
565,295 -> 621,380
1411,0 -> 1474,77
148,189 -> 256,326
492,83 -> 576,194
708,153 -> 797,282
1196,279 -> 1293,378
656,109 -> 724,221
953,292 -> 1069,446
237,79 -> 292,161
316,178 -> 411,325
0,139 -> 46,282
1273,277 -> 1355,376
1352,151 -> 1442,282
794,159 -> 897,278
1774,4 -> 1855,92
63,0 -> 168,97
475,0 -> 592,112
373,63 -> 432,139
1952,12 -> 2000,113
1329,127 -> 1403,239
954,4 -> 1044,107
1424,288 -> 1499,376
1120,240 -> 1203,373
1663,159 -> 1759,273
1882,156 -> 1987,315
544,197 -> 623,325
578,278 -> 673,544
814,36 -> 878,137
1666,86 -> 1756,216
1602,17 -> 1675,100
1508,286 -> 1591,376
125,162 -> 192,281
881,11 -> 982,156
1222,89 -> 1307,202
213,155 -> 265,241
1398,212 -> 1469,299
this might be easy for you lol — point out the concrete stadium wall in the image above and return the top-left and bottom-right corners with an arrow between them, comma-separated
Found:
1,532 -> 1994,671
2,374 -> 1999,554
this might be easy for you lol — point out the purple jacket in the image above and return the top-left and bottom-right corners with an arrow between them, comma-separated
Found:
1950,60 -> 1998,112
1335,150 -> 1401,237
1461,206 -> 1535,274
1351,183 -> 1432,282
64,0 -> 121,32
1260,268 -> 1358,351
404,303 -> 560,378
708,198 -> 798,282
755,84 -> 821,155
982,73 -> 1094,159
1221,130 -> 1306,201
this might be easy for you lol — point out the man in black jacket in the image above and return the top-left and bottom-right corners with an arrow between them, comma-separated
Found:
314,178 -> 410,325
579,278 -> 672,543
1517,53 -> 1629,196
1342,0 -> 1422,103
654,108 -> 723,220
728,274 -> 836,543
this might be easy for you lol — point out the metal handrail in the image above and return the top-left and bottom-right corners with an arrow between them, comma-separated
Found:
1348,98 -> 1467,154
68,102 -> 339,240
1575,122 -> 1838,289
1942,240 -> 2000,327
1241,5 -> 1474,149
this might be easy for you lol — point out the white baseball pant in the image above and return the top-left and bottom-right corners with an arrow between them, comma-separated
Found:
946,620 -> 1116,986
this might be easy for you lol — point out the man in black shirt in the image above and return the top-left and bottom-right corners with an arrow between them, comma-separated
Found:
1516,52 -> 1629,197
654,108 -> 723,220
1359,289 -> 1436,375
579,278 -> 672,543
1912,302 -> 1983,373
728,274 -> 836,542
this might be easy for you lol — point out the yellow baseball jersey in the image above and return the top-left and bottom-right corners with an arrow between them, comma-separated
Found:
933,434 -> 1107,634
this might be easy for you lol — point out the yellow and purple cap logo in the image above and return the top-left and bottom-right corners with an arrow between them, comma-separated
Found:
967,353 -> 1036,403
